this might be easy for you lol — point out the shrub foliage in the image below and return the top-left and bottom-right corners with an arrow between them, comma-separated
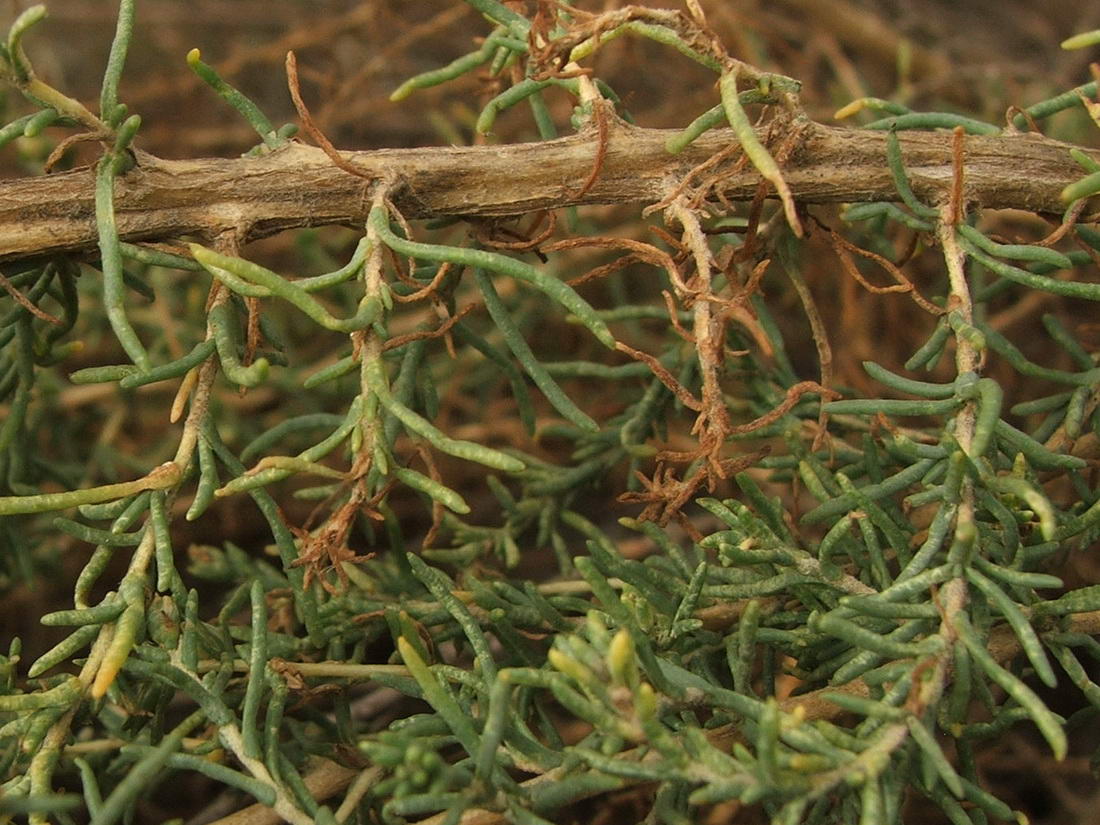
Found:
1,2 -> 1100,824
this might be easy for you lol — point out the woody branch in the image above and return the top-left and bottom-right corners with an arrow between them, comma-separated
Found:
0,119 -> 1093,261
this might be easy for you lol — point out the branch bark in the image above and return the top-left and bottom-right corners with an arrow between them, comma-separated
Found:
0,119 -> 1095,262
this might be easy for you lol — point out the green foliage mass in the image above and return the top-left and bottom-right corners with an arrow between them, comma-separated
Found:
2,2 -> 1100,824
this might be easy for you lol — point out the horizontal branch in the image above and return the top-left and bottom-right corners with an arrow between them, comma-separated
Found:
0,119 -> 1094,261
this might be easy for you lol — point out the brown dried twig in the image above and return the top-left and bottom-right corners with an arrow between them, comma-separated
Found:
615,341 -> 701,410
286,50 -> 374,182
822,223 -> 944,315
0,271 -> 60,325
381,304 -> 476,353
727,380 -> 840,436
547,235 -> 687,293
